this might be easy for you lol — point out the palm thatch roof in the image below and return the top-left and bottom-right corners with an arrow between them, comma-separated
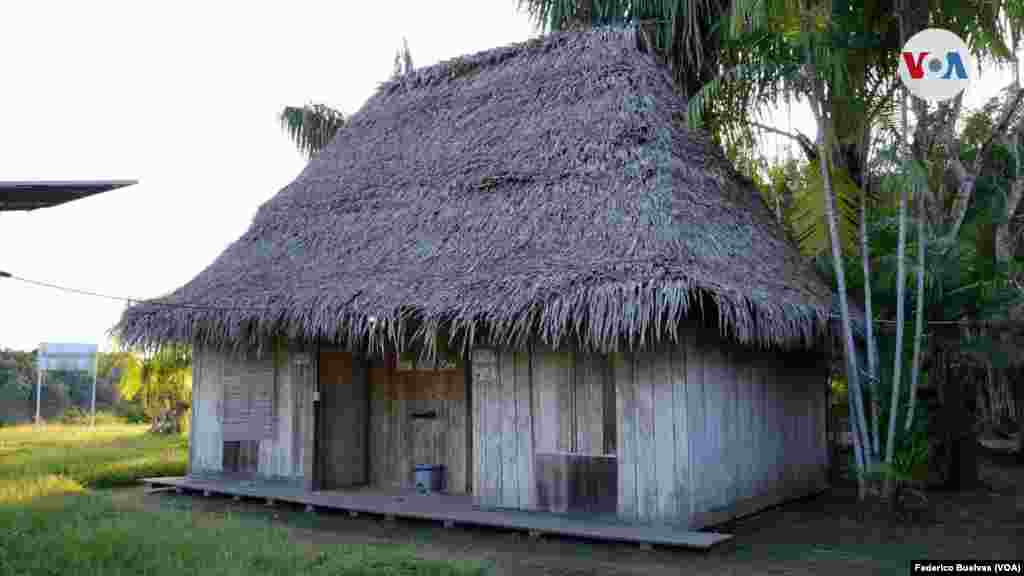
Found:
117,28 -> 832,355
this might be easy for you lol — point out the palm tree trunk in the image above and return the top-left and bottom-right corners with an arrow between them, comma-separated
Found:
885,132 -> 910,499
995,179 -> 1023,264
906,183 -> 927,431
861,188 -> 881,458
809,73 -> 869,498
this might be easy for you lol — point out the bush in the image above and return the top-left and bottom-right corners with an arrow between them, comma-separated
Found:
113,399 -> 147,424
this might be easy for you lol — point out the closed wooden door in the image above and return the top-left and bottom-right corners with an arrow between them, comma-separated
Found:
318,351 -> 368,489
367,358 -> 469,493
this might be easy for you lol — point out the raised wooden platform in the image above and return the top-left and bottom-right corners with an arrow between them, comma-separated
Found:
143,476 -> 732,550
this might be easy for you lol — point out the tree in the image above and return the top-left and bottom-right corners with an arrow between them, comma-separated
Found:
518,0 -> 729,101
279,38 -> 415,159
715,0 -> 1021,496
522,0 -> 1024,496
114,345 -> 192,434
278,104 -> 347,160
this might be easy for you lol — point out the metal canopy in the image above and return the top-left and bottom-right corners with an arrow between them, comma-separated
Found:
0,180 -> 136,212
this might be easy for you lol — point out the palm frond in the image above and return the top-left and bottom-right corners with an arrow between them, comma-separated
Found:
279,103 -> 347,160
788,159 -> 862,257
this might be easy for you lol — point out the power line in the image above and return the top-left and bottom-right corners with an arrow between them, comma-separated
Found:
0,271 -> 272,312
0,268 -> 1013,328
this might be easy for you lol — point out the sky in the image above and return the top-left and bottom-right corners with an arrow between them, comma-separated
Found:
0,3 -> 1018,352
0,1 -> 539,352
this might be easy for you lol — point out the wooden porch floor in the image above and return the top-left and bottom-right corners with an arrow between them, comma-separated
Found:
143,476 -> 732,550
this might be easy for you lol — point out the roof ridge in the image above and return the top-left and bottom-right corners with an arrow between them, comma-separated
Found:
375,27 -> 638,99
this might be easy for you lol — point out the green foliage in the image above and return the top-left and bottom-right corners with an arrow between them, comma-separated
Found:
830,378 -> 849,409
279,103 -> 347,160
281,39 -> 414,160
45,369 -> 94,406
786,159 -> 862,258
114,345 -> 192,423
113,398 -> 148,424
0,348 -> 36,401
867,423 -> 931,492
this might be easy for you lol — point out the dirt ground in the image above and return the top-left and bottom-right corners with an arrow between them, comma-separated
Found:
111,449 -> 1023,576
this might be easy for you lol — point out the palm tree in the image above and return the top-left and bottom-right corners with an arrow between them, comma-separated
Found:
279,39 -> 415,159
278,103 -> 348,160
115,344 -> 192,434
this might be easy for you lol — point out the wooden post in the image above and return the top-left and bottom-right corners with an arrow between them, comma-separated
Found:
90,351 -> 98,428
35,368 -> 43,424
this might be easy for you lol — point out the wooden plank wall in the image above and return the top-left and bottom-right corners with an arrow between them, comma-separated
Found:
189,343 -> 311,482
615,343 -> 690,524
257,343 -> 295,478
191,347 -> 223,473
614,330 -> 828,528
472,347 -> 614,511
290,342 -> 314,483
366,355 -> 469,493
472,349 -> 534,509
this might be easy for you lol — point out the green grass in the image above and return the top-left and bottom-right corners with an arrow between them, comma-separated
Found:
0,424 -> 484,576
0,423 -> 187,490
0,493 -> 484,576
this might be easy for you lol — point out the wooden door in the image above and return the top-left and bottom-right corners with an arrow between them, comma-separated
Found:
366,358 -> 469,493
318,351 -> 368,489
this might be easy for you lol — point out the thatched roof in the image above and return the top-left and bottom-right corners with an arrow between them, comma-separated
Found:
118,28 -> 832,355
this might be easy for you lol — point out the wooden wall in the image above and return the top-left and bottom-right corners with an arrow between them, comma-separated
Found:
471,331 -> 828,528
614,330 -> 829,528
473,348 -> 614,511
472,349 -> 534,509
191,347 -> 223,473
189,342 -> 314,484
367,355 -> 469,493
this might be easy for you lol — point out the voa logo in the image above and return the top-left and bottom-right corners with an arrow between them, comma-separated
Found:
899,28 -> 973,102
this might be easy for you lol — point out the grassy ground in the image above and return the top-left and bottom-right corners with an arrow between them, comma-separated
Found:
0,423 -> 187,496
0,423 -> 483,576
1,423 -> 1020,575
121,451 -> 1023,576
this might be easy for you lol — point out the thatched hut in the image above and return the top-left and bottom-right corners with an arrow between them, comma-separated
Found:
120,28 -> 833,530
